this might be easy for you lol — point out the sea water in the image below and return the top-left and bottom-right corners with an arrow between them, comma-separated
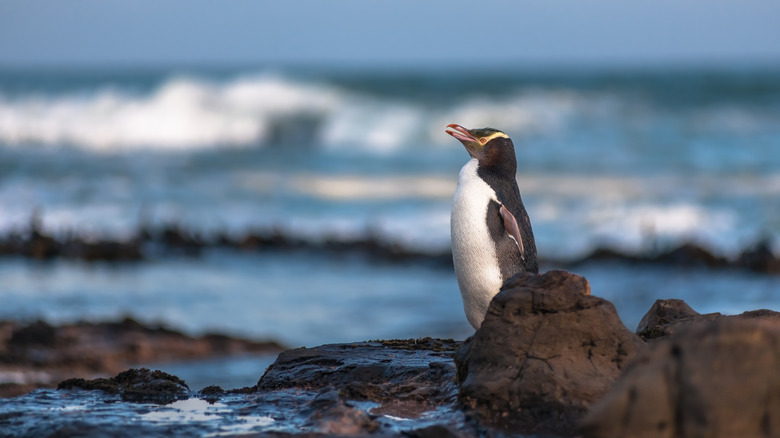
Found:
0,66 -> 779,388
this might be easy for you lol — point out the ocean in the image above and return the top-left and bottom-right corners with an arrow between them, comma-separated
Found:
1,66 -> 779,388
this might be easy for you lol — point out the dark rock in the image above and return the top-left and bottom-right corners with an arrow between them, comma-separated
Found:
581,317 -> 780,438
58,368 -> 190,403
258,339 -> 460,416
0,318 -> 285,398
196,385 -> 226,404
303,387 -> 380,435
454,270 -> 645,436
635,299 -> 709,340
636,298 -> 780,341
405,424 -> 465,438
2,338 -> 478,436
27,229 -> 61,260
8,320 -> 57,347
653,242 -> 729,268
582,246 -> 643,263
199,385 -> 225,396
738,240 -> 780,274
72,239 -> 144,261
1,211 -> 777,277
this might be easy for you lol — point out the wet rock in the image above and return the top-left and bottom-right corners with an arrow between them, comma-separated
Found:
581,317 -> 780,438
0,338 -> 476,437
0,318 -> 285,398
303,387 -> 380,435
58,368 -> 190,403
454,270 -> 645,436
406,424 -> 466,438
258,338 -> 461,417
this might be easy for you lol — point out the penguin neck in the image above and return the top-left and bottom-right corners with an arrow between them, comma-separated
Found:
476,156 -> 517,181
476,143 -> 518,179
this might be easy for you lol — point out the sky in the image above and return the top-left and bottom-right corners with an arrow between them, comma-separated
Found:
1,0 -> 779,69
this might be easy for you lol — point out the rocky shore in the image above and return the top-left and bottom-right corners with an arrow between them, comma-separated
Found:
1,217 -> 778,274
2,270 -> 779,437
0,317 -> 284,398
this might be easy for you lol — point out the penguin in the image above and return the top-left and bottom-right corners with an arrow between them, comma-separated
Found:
446,123 -> 538,329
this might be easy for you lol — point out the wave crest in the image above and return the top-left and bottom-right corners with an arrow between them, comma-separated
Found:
0,73 -> 578,151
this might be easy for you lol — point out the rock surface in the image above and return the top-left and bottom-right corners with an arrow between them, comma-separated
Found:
257,338 -> 460,418
58,368 -> 190,403
0,318 -> 284,398
636,298 -> 780,341
455,270 -> 646,436
0,339 -> 476,437
581,315 -> 780,438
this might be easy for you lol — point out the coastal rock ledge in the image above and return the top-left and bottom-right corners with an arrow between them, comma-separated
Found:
455,270 -> 646,436
5,273 -> 780,437
581,303 -> 780,438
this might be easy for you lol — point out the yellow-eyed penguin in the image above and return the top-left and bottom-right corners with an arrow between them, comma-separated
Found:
446,124 -> 538,329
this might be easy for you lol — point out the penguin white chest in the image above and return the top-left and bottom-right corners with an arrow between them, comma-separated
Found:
451,158 -> 503,329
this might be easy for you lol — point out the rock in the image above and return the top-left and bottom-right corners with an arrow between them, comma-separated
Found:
635,299 -> 710,340
653,243 -> 729,268
303,387 -> 380,435
737,240 -> 780,274
7,320 -> 58,348
0,318 -> 285,398
636,298 -> 780,341
581,317 -> 780,438
0,338 -> 476,437
58,368 -> 190,403
454,270 -> 645,436
406,424 -> 466,438
258,338 -> 461,418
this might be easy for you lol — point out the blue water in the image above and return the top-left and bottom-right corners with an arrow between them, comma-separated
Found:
1,66 -> 779,388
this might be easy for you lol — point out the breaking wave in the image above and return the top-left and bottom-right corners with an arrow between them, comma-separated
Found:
0,73 -> 579,152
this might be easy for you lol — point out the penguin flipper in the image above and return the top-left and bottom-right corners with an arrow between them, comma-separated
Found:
499,204 -> 526,261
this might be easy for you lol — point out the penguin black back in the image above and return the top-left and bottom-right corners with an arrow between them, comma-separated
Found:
477,135 -> 539,274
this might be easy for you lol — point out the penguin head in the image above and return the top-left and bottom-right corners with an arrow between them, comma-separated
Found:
446,124 -> 516,169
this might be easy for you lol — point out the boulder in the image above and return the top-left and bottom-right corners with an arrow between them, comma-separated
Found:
257,338 -> 461,418
58,368 -> 190,403
454,270 -> 645,436
581,317 -> 780,438
636,298 -> 780,341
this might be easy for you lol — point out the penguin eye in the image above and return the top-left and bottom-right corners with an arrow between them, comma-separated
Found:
479,138 -> 487,145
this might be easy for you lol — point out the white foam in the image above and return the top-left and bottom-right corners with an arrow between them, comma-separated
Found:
0,74 -> 339,150
0,74 -> 582,152
0,169 -> 772,260
587,202 -> 738,253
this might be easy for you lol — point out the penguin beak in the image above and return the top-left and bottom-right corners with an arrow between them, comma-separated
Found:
445,124 -> 476,144
446,123 -> 482,158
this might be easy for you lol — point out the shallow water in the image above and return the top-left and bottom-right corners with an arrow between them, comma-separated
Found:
1,250 -> 777,349
0,250 -> 471,348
